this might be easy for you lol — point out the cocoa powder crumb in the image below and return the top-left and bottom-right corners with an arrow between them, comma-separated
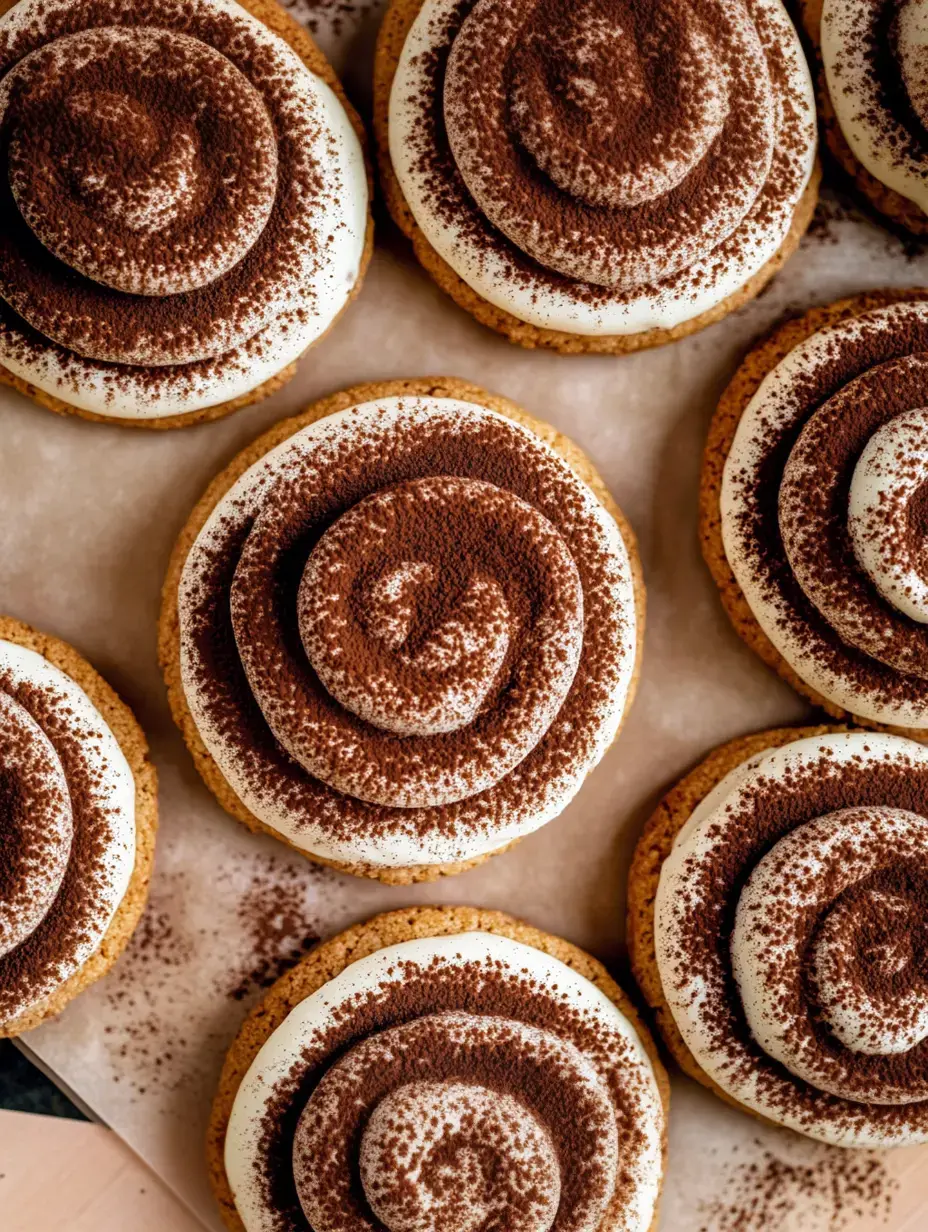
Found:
697,1140 -> 896,1231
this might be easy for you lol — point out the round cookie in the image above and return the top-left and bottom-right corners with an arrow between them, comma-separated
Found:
209,904 -> 671,1232
627,724 -> 838,1126
0,0 -> 374,430
160,376 -> 645,883
700,287 -> 928,740
0,614 -> 158,1036
373,0 -> 821,356
799,0 -> 928,236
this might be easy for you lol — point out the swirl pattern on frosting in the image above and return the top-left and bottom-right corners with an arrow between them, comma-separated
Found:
721,299 -> 928,728
223,932 -> 665,1232
821,0 -> 928,214
0,638 -> 135,1026
655,731 -> 928,1146
388,0 -> 816,336
177,395 -> 637,870
0,0 -> 367,418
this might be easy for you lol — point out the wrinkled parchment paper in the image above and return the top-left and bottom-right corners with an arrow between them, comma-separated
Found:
4,5 -> 928,1228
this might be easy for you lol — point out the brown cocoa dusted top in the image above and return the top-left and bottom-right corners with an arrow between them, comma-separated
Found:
0,0 -> 317,366
655,731 -> 928,1146
720,299 -> 928,728
177,395 -> 638,872
387,0 -> 817,333
0,0 -> 367,419
0,638 -> 136,1028
222,932 -> 665,1231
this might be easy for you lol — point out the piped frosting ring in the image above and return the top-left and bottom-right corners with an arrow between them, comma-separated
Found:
652,729 -> 928,1147
0,633 -> 137,1030
171,386 -> 639,877
718,297 -> 928,731
0,0 -> 368,421
218,920 -> 666,1232
382,0 -> 817,341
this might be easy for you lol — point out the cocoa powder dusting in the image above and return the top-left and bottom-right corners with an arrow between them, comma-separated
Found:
0,0 -> 337,402
697,1140 -> 896,1231
183,400 -> 631,856
0,671 -> 120,1022
100,856 -> 326,1098
400,0 -> 811,308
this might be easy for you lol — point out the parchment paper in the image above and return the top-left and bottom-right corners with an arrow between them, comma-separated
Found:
3,5 -> 928,1228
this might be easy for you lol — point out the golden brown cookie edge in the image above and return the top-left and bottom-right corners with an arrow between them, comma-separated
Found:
208,904 -> 671,1232
0,614 -> 158,1036
158,376 -> 645,883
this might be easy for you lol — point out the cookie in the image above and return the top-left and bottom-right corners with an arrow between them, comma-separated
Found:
160,376 -> 645,883
373,0 -> 820,354
0,614 -> 157,1036
0,0 -> 373,429
209,905 -> 671,1232
799,0 -> 928,236
701,288 -> 928,739
628,723 -> 928,1146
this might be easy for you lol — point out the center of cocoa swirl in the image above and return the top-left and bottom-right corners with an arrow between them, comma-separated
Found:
509,0 -> 728,210
60,89 -> 200,236
244,474 -> 587,808
0,23 -> 279,330
442,0 -> 774,289
358,1081 -> 561,1232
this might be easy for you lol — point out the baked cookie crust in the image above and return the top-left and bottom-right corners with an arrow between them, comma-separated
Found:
159,376 -> 645,883
208,904 -> 671,1232
0,614 -> 158,1037
373,0 -> 821,355
0,0 -> 374,430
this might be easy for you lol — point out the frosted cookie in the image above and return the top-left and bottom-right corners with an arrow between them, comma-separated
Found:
373,0 -> 820,353
160,377 -> 644,883
0,615 -> 157,1036
629,724 -> 928,1147
702,290 -> 928,736
0,0 -> 371,428
801,0 -> 928,235
209,905 -> 669,1232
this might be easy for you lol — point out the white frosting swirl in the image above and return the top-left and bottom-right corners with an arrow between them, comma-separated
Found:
848,407 -> 928,624
0,638 -> 135,1025
0,690 -> 72,959
178,396 -> 637,870
2,27 -> 278,300
733,805 -> 928,1102
0,0 -> 367,420
224,932 -> 665,1232
388,0 -> 816,337
656,731 -> 928,1146
297,1014 -> 617,1232
822,0 -> 928,214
